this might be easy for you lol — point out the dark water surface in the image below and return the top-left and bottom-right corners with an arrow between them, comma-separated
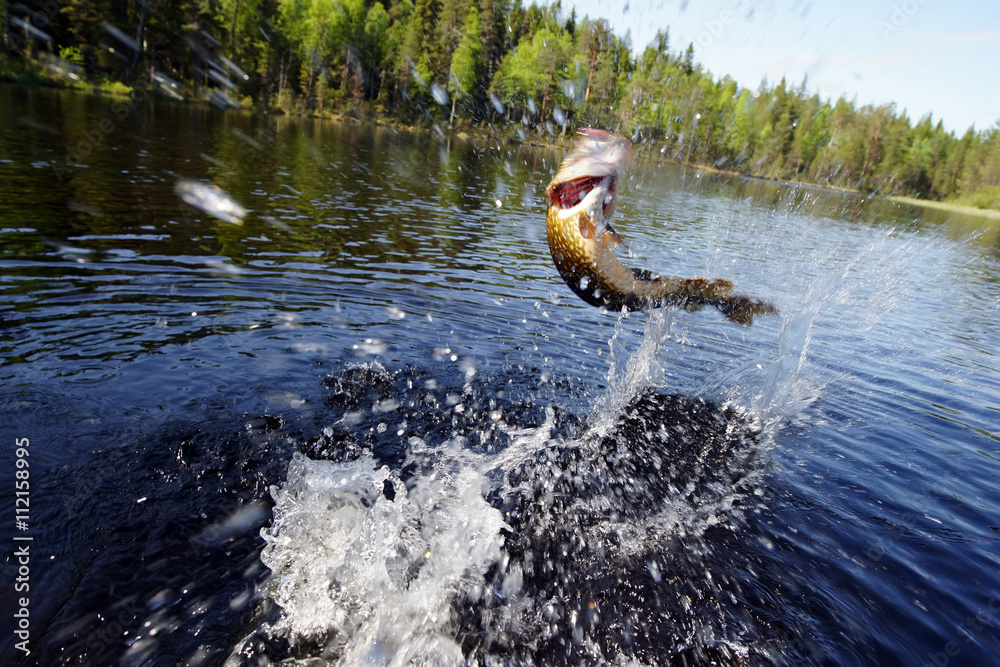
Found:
1,85 -> 999,666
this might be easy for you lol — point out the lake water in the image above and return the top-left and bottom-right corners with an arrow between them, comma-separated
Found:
1,84 -> 999,666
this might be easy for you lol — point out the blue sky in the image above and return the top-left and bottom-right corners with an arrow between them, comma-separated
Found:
566,0 -> 1000,135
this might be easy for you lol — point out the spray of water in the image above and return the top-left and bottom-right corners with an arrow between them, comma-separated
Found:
236,332 -> 774,665
232,214 -> 928,665
255,451 -> 506,665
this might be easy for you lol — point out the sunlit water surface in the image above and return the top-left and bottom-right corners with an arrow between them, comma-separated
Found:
1,85 -> 999,666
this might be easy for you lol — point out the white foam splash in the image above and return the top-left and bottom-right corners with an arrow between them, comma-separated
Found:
257,451 -> 507,665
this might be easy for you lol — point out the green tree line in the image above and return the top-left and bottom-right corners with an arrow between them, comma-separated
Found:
4,0 -> 999,209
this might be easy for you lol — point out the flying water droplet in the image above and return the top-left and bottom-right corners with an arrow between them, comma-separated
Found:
207,68 -> 236,89
489,92 -> 505,114
204,89 -> 241,109
174,179 -> 247,225
354,339 -> 388,356
10,17 -> 52,42
431,83 -> 448,106
37,53 -> 82,82
219,55 -> 250,81
102,22 -> 139,51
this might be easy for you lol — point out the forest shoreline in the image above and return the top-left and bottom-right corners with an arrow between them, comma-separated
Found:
4,0 -> 998,213
7,74 -> 1000,221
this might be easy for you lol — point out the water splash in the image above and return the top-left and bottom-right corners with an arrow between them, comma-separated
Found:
220,197 -> 932,666
598,308 -> 677,426
233,341 -> 773,665
254,451 -> 507,665
730,225 -> 925,425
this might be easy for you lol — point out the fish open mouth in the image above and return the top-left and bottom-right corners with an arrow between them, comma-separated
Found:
548,175 -> 617,219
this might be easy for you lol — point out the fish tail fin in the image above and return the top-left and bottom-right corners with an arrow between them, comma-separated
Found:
717,295 -> 779,326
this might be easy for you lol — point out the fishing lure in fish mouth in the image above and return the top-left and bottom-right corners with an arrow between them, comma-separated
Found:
545,128 -> 777,325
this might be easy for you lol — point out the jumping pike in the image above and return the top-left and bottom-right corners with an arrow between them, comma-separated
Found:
545,129 -> 776,325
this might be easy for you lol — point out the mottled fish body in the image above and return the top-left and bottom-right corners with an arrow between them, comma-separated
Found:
545,129 -> 776,325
